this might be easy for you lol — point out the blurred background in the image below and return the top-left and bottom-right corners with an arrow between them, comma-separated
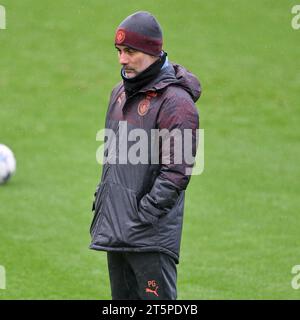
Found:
0,0 -> 299,299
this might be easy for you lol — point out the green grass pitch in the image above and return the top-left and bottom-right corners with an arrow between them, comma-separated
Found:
0,0 -> 299,299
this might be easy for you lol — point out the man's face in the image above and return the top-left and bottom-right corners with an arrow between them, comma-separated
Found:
116,45 -> 158,78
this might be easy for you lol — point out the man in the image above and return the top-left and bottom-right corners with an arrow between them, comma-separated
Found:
90,11 -> 201,300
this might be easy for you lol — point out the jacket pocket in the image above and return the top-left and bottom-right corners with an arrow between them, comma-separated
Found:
90,182 -> 106,235
99,182 -> 157,247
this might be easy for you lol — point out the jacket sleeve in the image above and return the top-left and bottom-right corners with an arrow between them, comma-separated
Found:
92,85 -> 120,212
138,94 -> 200,225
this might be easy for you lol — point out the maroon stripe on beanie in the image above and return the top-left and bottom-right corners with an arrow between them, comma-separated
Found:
115,28 -> 162,57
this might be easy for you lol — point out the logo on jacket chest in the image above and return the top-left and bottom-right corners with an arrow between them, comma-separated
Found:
138,99 -> 150,116
137,91 -> 157,116
117,92 -> 126,106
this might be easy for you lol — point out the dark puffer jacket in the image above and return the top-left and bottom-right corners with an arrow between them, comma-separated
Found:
90,63 -> 201,264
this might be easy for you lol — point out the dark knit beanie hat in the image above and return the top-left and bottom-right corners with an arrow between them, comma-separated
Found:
115,11 -> 163,57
